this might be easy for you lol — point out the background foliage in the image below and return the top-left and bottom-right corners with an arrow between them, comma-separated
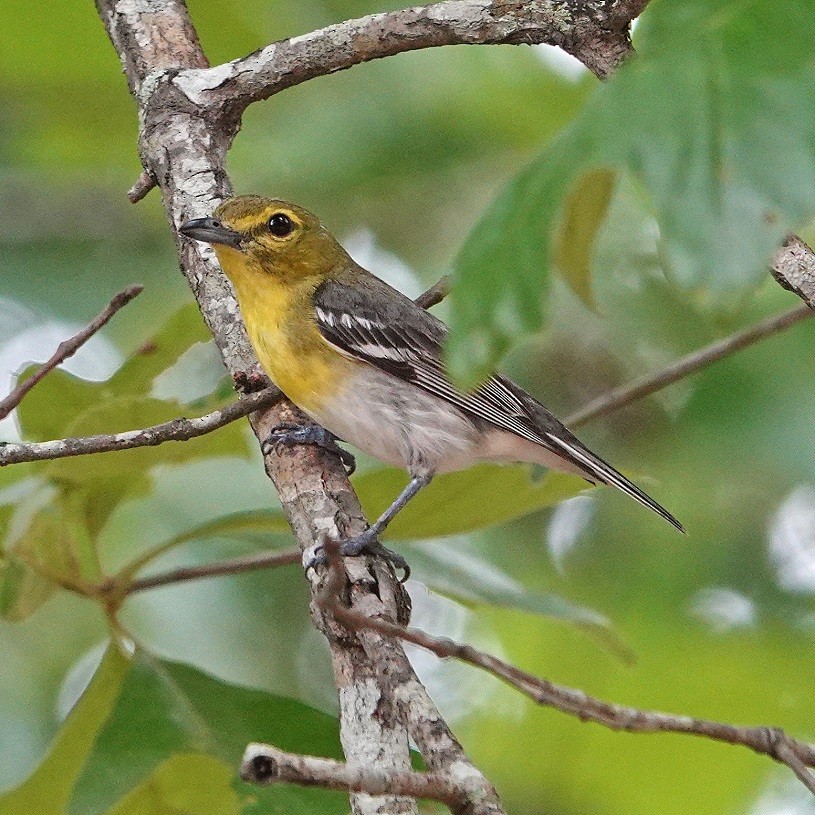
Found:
2,1 -> 815,813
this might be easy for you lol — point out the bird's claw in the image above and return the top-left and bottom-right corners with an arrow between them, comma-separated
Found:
305,531 -> 410,583
262,423 -> 356,475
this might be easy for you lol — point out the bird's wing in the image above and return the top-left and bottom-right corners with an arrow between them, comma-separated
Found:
313,276 -> 684,533
313,277 -> 579,458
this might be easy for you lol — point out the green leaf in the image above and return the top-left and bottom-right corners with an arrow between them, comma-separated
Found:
0,499 -> 87,620
45,395 -> 249,486
105,754 -> 240,815
554,168 -> 616,307
355,464 -> 589,540
449,0 -> 815,380
106,303 -> 211,396
69,653 -> 345,815
16,367 -> 100,442
115,511 -> 292,587
0,643 -> 129,814
407,542 -> 631,661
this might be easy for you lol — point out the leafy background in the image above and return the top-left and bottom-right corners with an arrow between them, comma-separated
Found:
3,0 -> 815,813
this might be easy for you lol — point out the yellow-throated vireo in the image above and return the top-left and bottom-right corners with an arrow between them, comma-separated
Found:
181,197 -> 683,574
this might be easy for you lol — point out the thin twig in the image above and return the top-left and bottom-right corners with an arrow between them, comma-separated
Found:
414,275 -> 451,310
317,540 -> 815,796
123,547 -> 300,595
241,743 -> 464,806
127,170 -> 157,203
0,387 -> 281,467
566,303 -> 813,427
0,285 -> 143,421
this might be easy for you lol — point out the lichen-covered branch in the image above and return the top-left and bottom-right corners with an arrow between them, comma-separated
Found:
241,743 -> 467,806
172,0 -> 637,116
317,543 -> 815,797
94,4 -> 512,813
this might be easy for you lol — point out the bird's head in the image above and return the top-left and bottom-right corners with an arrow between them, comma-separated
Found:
180,196 -> 348,282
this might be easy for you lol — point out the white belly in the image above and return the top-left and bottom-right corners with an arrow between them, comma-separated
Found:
305,366 -> 483,476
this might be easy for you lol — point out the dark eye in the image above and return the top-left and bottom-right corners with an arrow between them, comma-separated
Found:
268,212 -> 293,237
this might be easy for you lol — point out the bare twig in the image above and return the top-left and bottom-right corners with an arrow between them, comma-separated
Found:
566,303 -> 813,427
414,275 -> 451,310
0,285 -> 143,421
172,0 -> 635,115
317,551 -> 815,795
123,547 -> 300,595
241,743 -> 465,807
0,387 -> 281,467
127,169 -> 157,203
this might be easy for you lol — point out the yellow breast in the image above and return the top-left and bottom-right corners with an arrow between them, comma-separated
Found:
214,246 -> 352,413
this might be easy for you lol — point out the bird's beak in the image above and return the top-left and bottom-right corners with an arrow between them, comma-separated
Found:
179,217 -> 243,250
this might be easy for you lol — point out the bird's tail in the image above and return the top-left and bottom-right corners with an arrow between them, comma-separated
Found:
545,432 -> 685,534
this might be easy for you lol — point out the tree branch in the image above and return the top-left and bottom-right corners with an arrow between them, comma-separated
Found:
241,743 -> 466,807
566,302 -> 813,427
317,541 -> 815,796
771,235 -> 815,307
122,547 -> 301,595
0,285 -> 143,421
0,387 -> 281,467
172,0 -> 637,116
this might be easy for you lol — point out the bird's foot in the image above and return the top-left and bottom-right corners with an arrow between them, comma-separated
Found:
305,529 -> 410,582
262,423 -> 356,475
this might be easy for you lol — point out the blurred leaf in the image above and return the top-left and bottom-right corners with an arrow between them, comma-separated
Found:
105,754 -> 240,815
449,0 -> 815,380
182,467 -> 589,545
0,554 -> 57,622
70,652 -> 345,815
554,168 -> 616,307
0,500 -> 87,620
0,643 -> 129,814
16,367 -> 99,441
115,511 -> 293,587
165,510 -> 293,546
408,542 -> 631,660
356,465 -> 589,541
106,304 -> 210,396
46,395 -> 249,485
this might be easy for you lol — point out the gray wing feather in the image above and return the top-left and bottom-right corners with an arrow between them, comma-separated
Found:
313,276 -> 684,532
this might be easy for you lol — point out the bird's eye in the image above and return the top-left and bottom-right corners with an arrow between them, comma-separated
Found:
268,212 -> 293,237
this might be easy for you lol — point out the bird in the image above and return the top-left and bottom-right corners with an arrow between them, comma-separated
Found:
180,196 -> 683,573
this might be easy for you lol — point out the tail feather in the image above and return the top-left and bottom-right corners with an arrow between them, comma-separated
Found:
546,434 -> 685,534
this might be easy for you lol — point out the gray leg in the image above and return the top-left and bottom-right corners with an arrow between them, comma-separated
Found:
307,472 -> 434,580
345,472 -> 432,552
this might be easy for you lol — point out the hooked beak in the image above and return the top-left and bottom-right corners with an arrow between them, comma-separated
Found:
179,217 -> 243,250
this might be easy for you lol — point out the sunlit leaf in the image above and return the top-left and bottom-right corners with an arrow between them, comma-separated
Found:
69,652 -> 344,815
0,643 -> 129,814
105,754 -> 240,815
356,464 -> 589,541
554,168 -> 616,307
